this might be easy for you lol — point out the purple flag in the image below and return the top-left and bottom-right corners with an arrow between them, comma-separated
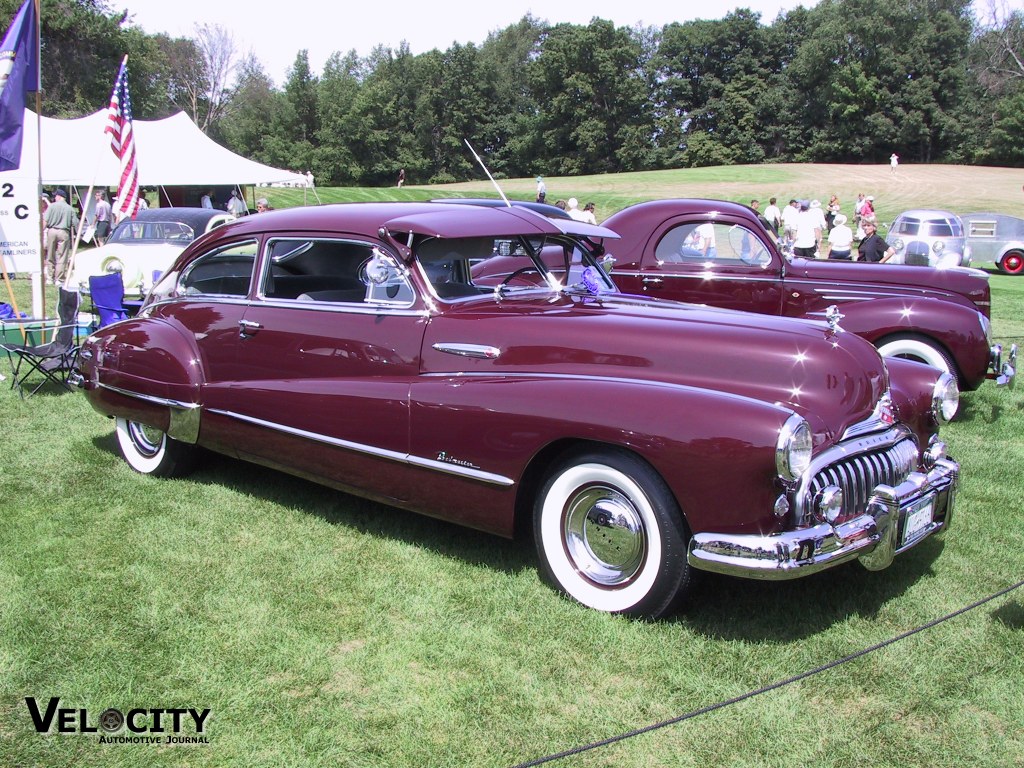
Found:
0,0 -> 39,172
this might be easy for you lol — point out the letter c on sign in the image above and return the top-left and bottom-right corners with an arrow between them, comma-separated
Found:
15,204 -> 28,219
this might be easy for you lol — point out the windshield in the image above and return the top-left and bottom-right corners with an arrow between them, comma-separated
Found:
415,234 -> 615,300
110,220 -> 196,244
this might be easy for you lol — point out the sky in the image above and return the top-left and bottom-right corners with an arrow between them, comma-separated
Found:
117,0 -> 818,86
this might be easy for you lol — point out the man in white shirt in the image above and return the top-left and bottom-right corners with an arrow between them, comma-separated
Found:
792,201 -> 821,258
227,190 -> 247,218
763,197 -> 782,234
566,197 -> 588,222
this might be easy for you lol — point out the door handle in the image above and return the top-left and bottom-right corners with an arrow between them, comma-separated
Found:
641,277 -> 664,286
238,319 -> 262,337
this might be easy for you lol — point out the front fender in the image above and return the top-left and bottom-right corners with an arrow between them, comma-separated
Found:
828,298 -> 989,389
885,356 -> 944,445
409,374 -> 797,537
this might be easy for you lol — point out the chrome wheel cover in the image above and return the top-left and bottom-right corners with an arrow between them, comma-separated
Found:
128,422 -> 165,458
563,485 -> 646,586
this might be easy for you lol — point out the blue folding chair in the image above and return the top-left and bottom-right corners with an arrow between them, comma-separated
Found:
88,273 -> 129,328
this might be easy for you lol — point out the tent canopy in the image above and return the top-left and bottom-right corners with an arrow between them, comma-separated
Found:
18,109 -> 308,187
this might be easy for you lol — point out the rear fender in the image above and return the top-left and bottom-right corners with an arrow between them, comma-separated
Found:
79,318 -> 203,442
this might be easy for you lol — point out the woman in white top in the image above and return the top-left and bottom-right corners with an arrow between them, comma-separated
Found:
825,214 -> 854,260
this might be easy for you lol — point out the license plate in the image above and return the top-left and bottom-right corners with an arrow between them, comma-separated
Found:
901,495 -> 934,547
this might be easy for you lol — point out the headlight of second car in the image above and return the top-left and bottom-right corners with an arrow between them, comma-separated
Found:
776,414 -> 812,482
101,255 -> 124,274
932,372 -> 959,423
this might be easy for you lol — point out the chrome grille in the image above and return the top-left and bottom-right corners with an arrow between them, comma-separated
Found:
807,439 -> 919,522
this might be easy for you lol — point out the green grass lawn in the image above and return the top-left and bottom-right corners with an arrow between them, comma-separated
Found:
2,167 -> 1023,767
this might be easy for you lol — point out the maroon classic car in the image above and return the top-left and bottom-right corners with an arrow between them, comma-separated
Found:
73,203 -> 960,618
603,200 -> 1016,390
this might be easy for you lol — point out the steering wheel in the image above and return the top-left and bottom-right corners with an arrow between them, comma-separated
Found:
499,266 -> 540,289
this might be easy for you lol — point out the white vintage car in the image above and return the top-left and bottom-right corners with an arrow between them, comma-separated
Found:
72,208 -> 233,295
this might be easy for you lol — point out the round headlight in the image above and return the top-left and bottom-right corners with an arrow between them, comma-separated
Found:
932,372 -> 959,423
776,414 -> 812,482
932,240 -> 945,253
101,256 -> 124,274
893,238 -> 905,252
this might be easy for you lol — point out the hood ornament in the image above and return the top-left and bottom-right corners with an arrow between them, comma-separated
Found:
825,304 -> 845,332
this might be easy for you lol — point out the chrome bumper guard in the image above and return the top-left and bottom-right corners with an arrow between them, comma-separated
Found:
990,342 -> 1017,387
688,458 -> 958,580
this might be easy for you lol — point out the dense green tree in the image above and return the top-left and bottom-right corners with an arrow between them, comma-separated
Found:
529,19 -> 654,175
313,50 -> 364,184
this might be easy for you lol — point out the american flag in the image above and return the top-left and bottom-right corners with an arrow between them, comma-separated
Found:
104,57 -> 140,220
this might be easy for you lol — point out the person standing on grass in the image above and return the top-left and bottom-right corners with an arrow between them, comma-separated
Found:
93,190 -> 112,247
857,220 -> 895,263
825,214 -> 854,260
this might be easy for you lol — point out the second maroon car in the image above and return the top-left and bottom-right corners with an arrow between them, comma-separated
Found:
603,199 -> 1015,390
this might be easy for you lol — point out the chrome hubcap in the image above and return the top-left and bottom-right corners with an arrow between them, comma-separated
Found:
563,485 -> 646,586
129,422 -> 164,458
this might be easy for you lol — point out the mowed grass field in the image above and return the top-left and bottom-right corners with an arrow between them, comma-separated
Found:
1,165 -> 1022,768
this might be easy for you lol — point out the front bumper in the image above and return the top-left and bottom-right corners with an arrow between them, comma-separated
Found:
990,342 -> 1017,387
688,458 -> 958,579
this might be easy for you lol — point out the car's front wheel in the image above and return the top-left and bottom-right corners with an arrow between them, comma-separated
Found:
999,249 -> 1024,275
115,417 -> 197,477
533,448 -> 692,618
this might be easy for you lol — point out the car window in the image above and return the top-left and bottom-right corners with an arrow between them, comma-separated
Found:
967,220 -> 996,238
179,240 -> 259,297
654,222 -> 771,266
924,219 -> 955,237
894,219 -> 920,236
260,238 -> 414,307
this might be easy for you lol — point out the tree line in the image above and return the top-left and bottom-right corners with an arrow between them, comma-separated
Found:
5,0 -> 1023,186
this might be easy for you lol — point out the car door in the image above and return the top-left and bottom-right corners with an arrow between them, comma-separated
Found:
627,216 -> 785,315
223,236 -> 428,502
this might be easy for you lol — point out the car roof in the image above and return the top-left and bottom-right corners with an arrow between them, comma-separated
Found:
430,197 -> 573,220
211,202 -> 618,241
115,207 -> 230,230
894,209 -> 961,220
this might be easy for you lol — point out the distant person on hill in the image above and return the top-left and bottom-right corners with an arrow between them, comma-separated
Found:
397,169 -> 405,188
536,176 -> 546,203
890,153 -> 899,174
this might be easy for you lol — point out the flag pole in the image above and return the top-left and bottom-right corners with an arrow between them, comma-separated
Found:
33,0 -> 45,323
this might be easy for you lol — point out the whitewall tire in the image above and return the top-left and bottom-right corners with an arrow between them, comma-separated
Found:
877,337 -> 957,380
534,448 -> 691,618
115,417 -> 197,477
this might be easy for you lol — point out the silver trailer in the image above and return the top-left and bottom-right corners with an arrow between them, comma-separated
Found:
962,212 -> 1024,275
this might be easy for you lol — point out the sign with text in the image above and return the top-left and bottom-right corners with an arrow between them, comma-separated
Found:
0,173 -> 41,277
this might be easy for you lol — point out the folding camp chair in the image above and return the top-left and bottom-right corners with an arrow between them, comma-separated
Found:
88,272 -> 129,328
0,287 -> 82,398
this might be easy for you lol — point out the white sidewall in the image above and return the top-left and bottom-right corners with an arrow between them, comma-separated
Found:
115,417 -> 168,474
877,339 -> 951,374
538,463 -> 662,613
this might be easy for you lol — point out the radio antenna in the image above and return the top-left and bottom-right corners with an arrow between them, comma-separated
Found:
464,139 -> 511,207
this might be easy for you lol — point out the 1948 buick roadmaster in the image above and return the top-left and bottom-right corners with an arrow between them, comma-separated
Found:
73,202 -> 960,618
603,199 -> 1015,391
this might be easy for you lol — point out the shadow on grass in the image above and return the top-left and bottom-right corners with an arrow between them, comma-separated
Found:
91,433 -> 948,639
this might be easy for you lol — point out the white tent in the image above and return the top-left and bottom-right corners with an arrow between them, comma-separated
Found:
18,108 -> 308,186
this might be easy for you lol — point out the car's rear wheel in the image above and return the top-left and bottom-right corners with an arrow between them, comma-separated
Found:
533,447 -> 692,618
877,337 -> 957,381
999,250 -> 1024,275
115,417 -> 197,477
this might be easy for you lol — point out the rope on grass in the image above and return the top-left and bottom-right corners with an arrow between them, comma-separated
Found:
510,578 -> 1024,768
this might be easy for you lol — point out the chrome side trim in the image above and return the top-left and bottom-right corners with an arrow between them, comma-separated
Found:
432,343 -> 501,360
96,382 -> 201,444
206,408 -> 515,487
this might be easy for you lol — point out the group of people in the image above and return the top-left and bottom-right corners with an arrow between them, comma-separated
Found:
39,187 -> 149,286
755,192 -> 893,264
535,177 -> 598,224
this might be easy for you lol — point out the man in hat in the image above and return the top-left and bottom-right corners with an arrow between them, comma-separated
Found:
535,176 -> 546,203
43,189 -> 79,285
